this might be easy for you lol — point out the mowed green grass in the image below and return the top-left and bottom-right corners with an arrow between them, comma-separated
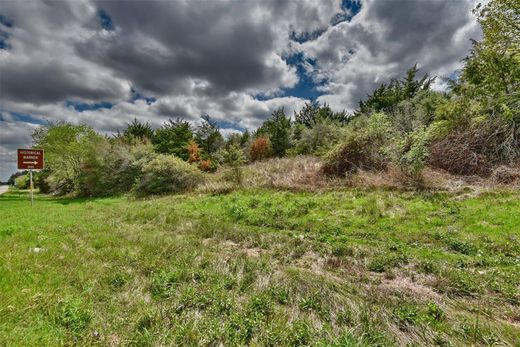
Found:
0,187 -> 519,346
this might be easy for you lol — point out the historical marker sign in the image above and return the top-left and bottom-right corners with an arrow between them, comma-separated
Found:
17,149 -> 44,170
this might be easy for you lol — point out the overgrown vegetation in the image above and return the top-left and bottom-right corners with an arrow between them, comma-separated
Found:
1,185 -> 518,345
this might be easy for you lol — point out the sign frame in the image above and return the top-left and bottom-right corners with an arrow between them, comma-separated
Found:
17,149 -> 44,170
17,148 -> 44,206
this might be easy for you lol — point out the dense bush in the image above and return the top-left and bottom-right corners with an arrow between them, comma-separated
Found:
291,119 -> 343,156
249,136 -> 272,161
428,117 -> 519,176
322,113 -> 392,176
387,127 -> 431,179
14,174 -> 30,189
32,123 -> 104,195
77,141 -> 155,197
133,154 -> 203,196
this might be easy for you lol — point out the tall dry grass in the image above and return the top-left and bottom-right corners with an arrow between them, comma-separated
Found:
197,156 -> 520,195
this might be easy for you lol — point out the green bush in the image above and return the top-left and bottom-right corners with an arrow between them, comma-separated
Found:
222,144 -> 245,184
322,113 -> 392,176
77,141 -> 155,197
291,119 -> 343,156
386,126 -> 431,179
14,174 -> 30,189
133,154 -> 203,196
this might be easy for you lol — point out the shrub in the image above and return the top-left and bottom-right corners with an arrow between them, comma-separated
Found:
187,140 -> 201,163
223,144 -> 246,184
427,117 -> 520,176
198,159 -> 216,172
249,136 -> 272,161
491,165 -> 520,184
77,141 -> 155,197
133,154 -> 203,196
386,127 -> 431,179
291,119 -> 343,156
322,113 -> 392,176
14,174 -> 30,189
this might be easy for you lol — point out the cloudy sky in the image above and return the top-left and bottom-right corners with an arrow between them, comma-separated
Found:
0,0 -> 481,180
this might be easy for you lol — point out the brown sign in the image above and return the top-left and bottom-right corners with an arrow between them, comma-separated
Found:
17,149 -> 44,170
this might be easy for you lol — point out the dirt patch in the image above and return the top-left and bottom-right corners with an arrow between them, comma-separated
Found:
245,247 -> 261,257
379,276 -> 442,301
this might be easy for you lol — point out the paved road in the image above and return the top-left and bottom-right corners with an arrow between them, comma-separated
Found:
0,186 -> 9,195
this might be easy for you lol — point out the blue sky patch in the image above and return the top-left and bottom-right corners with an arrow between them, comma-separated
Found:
289,27 -> 327,44
281,53 -> 325,100
98,9 -> 115,31
131,88 -> 157,105
0,14 -> 13,28
0,112 -> 46,125
0,14 -> 13,50
66,100 -> 113,112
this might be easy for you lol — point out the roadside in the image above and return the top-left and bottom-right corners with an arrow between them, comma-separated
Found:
0,186 -> 9,195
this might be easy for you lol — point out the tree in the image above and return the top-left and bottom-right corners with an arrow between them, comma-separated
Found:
124,118 -> 154,141
240,129 -> 251,147
32,122 -> 104,194
258,108 -> 292,157
357,65 -> 435,115
195,115 -> 224,155
460,0 -> 519,120
294,100 -> 350,127
152,118 -> 193,160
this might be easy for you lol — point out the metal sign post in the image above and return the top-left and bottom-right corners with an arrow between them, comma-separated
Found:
29,169 -> 34,206
17,149 -> 44,206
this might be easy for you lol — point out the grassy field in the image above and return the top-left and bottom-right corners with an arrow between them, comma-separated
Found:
0,187 -> 519,346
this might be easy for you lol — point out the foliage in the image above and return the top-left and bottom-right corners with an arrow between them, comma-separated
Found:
77,140 -> 155,197
14,174 -> 30,189
294,100 -> 350,127
386,127 -> 432,179
195,115 -> 224,155
198,159 -> 217,172
152,118 -> 193,160
291,118 -> 344,156
222,144 -> 245,184
322,113 -> 392,176
7,171 -> 27,186
461,0 -> 519,109
133,154 -> 203,196
123,118 -> 154,141
32,122 -> 104,195
357,65 -> 435,115
249,136 -> 272,161
187,140 -> 202,163
257,108 -> 292,157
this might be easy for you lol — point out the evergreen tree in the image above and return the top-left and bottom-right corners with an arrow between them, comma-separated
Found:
258,108 -> 292,157
152,118 -> 193,160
